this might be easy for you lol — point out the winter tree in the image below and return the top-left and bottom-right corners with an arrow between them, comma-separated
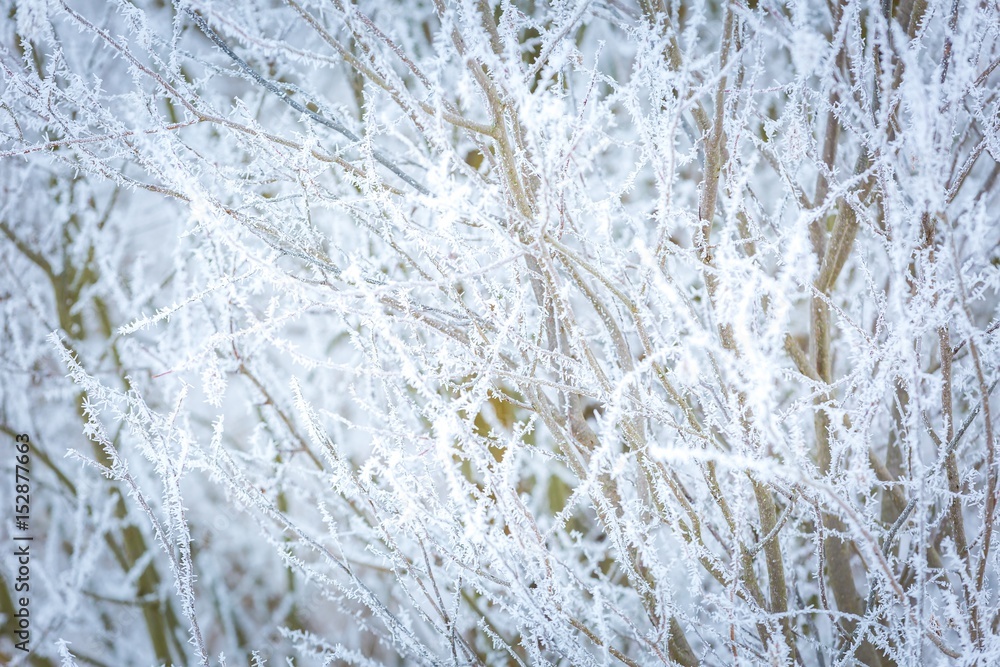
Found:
1,0 -> 999,665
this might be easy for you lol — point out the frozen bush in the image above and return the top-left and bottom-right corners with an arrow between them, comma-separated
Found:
1,0 -> 999,665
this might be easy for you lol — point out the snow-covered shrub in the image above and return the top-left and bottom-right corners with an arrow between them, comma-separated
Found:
2,0 -> 999,664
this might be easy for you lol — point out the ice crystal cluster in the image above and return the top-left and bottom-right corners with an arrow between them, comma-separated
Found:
1,0 -> 999,665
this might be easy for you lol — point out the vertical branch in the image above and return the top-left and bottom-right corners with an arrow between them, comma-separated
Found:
970,332 -> 997,598
940,325 -> 981,640
696,7 -> 734,267
688,7 -> 800,660
810,161 -> 883,665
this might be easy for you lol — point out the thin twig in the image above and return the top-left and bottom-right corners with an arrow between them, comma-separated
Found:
182,6 -> 430,195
